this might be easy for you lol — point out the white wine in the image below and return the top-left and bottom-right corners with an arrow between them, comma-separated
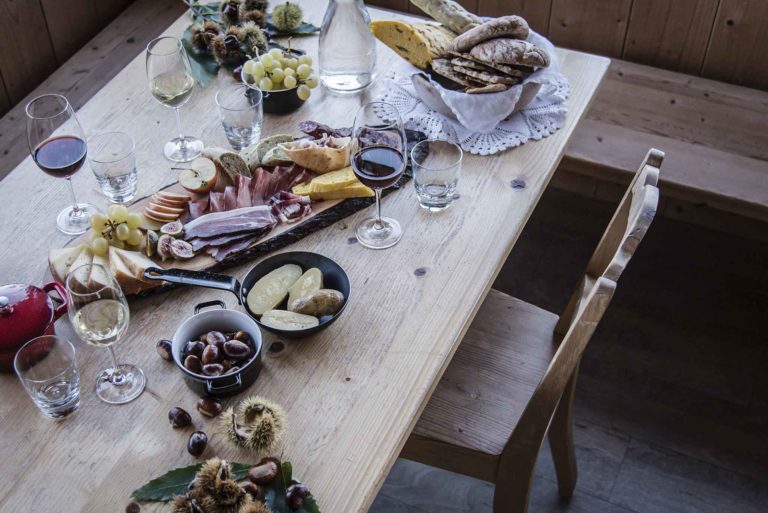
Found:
71,299 -> 129,348
150,72 -> 194,108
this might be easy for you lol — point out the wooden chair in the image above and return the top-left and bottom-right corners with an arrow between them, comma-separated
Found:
401,149 -> 664,513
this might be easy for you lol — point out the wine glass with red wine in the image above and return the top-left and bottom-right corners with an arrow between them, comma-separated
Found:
351,102 -> 407,249
25,94 -> 98,235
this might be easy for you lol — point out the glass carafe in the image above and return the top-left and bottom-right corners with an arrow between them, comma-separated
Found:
319,0 -> 377,94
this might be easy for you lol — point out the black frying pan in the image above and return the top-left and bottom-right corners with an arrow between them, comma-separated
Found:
143,251 -> 350,338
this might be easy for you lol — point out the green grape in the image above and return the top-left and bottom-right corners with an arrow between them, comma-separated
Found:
260,53 -> 275,67
90,213 -> 107,232
279,58 -> 290,68
243,59 -> 259,75
126,212 -> 142,229
298,54 -> 313,66
108,204 -> 129,223
296,64 -> 311,79
91,237 -> 109,256
283,67 -> 296,78
283,75 -> 297,89
252,61 -> 266,79
271,68 -> 285,83
287,58 -> 299,69
304,75 -> 319,89
115,223 -> 130,241
297,84 -> 311,101
126,228 -> 143,246
269,48 -> 284,59
259,77 -> 274,91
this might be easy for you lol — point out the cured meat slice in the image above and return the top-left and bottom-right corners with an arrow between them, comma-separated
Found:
209,227 -> 271,261
188,198 -> 209,220
209,191 -> 226,213
184,205 -> 277,239
223,186 -> 238,211
236,174 -> 252,208
269,191 -> 311,223
188,232 -> 254,251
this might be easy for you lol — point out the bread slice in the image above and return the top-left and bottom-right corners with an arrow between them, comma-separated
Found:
370,20 -> 455,69
49,244 -> 89,283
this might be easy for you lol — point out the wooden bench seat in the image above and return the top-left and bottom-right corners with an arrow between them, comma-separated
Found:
560,59 -> 768,223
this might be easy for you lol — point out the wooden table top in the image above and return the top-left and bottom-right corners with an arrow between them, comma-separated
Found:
0,2 -> 608,512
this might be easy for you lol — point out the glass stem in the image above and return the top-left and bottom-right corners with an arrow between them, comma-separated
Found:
107,346 -> 126,386
374,189 -> 383,229
66,177 -> 82,216
175,108 -> 187,150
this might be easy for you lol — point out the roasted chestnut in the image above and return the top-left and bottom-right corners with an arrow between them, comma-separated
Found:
169,407 -> 192,428
202,363 -> 224,376
184,355 -> 203,374
155,340 -> 173,361
223,340 -> 251,361
202,345 -> 221,365
286,483 -> 310,509
233,331 -> 251,343
205,331 -> 226,348
239,481 -> 263,501
187,431 -> 208,457
196,397 -> 223,417
184,340 -> 206,359
247,458 -> 279,485
125,502 -> 141,513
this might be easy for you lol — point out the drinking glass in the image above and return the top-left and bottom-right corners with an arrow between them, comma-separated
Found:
66,263 -> 145,404
351,101 -> 406,249
146,36 -> 203,162
89,132 -> 138,204
215,83 -> 263,151
410,140 -> 462,211
14,336 -> 81,419
25,94 -> 98,235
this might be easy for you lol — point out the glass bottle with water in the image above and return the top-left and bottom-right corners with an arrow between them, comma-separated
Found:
319,0 -> 377,94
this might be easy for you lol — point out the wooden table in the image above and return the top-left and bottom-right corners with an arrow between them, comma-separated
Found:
0,2 -> 608,512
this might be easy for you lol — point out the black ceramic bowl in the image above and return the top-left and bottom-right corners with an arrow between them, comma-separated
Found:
244,252 -> 350,339
242,70 -> 306,115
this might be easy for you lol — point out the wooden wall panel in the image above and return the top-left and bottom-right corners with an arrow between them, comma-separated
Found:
0,71 -> 10,116
366,0 -> 409,12
477,0 -> 553,35
623,0 -> 719,75
702,0 -> 768,91
407,0 -> 478,19
0,0 -> 58,103
547,0 -> 633,57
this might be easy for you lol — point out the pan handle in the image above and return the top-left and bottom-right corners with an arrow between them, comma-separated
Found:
143,267 -> 242,304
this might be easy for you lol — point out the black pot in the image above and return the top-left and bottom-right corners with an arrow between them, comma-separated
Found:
172,300 -> 263,397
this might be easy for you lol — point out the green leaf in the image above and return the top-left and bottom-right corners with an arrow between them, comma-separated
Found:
264,462 -> 321,513
265,14 -> 320,37
131,462 -> 251,502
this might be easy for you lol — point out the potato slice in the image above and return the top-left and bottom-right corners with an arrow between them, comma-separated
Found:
261,310 -> 319,331
287,268 -> 323,306
289,289 -> 345,317
246,264 -> 303,315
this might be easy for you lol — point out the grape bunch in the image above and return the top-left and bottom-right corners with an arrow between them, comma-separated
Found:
242,48 -> 319,100
89,205 -> 144,255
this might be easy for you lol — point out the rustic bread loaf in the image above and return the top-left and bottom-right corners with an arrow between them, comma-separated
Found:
409,0 -> 482,34
452,64 -> 521,85
370,20 -> 456,69
448,51 -> 535,76
450,15 -> 530,53
450,56 -> 526,78
431,58 -> 484,87
469,38 -> 550,68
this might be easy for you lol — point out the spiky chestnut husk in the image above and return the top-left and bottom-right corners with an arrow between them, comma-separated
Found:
204,20 -> 222,33
272,2 -> 303,32
240,502 -> 273,513
191,458 -> 252,513
171,495 -> 205,513
240,0 -> 268,13
226,25 -> 245,41
191,24 -> 217,52
241,22 -> 268,56
220,0 -> 240,26
212,34 -> 246,65
220,396 -> 286,453
241,9 -> 266,27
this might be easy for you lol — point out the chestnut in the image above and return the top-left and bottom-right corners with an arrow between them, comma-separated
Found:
202,345 -> 221,365
168,407 -> 192,428
239,481 -> 263,501
225,365 -> 239,375
233,331 -> 251,343
205,331 -> 226,348
187,431 -> 208,457
286,483 -> 310,509
184,340 -> 205,359
155,340 -> 173,361
196,397 -> 223,418
220,360 -> 232,372
223,340 -> 251,361
125,502 -> 141,513
184,355 -> 203,374
202,363 -> 224,376
247,458 -> 279,485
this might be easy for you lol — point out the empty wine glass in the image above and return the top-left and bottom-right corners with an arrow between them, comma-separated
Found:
66,263 -> 145,404
351,101 -> 407,249
26,94 -> 98,235
146,36 -> 203,162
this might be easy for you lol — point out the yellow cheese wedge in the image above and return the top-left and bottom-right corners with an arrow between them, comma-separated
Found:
370,20 -> 455,69
303,166 -> 359,193
307,182 -> 375,201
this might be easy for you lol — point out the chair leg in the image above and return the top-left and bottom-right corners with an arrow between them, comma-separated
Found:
548,366 -> 579,499
492,450 -> 537,513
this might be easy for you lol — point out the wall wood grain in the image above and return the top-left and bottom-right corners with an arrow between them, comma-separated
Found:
477,0 -> 553,35
548,0 -> 633,57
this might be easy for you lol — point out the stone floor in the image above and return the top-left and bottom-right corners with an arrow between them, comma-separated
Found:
370,187 -> 768,513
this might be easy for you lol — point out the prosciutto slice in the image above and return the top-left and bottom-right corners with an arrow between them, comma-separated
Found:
184,205 -> 277,239
209,230 -> 268,261
188,232 -> 254,251
269,191 -> 311,223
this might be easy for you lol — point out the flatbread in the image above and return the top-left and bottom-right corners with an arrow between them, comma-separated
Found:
466,83 -> 508,94
452,64 -> 521,85
469,38 -> 550,68
430,58 -> 484,88
450,15 -> 530,53
448,51 -> 534,77
450,57 -> 525,78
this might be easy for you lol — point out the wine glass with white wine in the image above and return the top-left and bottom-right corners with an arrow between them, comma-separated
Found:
66,263 -> 145,404
146,36 -> 203,162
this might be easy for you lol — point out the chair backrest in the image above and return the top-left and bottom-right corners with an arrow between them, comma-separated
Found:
501,149 -> 662,477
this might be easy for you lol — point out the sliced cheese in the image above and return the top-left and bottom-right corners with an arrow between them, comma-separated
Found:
49,244 -> 89,283
112,247 -> 162,288
305,166 -> 359,193
370,20 -> 455,69
109,246 -> 141,296
89,254 -> 112,289
306,182 -> 375,201
66,247 -> 94,291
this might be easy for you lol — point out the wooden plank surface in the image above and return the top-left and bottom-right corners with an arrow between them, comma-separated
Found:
622,0 -> 719,75
0,2 -> 608,512
0,71 -> 9,116
477,0 -> 553,35
547,0 -> 632,57
0,0 -> 58,103
702,0 -> 768,91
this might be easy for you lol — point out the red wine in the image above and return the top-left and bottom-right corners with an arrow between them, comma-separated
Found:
352,146 -> 405,189
33,135 -> 87,177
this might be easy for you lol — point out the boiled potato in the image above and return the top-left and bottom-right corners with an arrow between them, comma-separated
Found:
287,267 -> 323,306
261,309 -> 319,331
289,289 -> 345,317
246,264 -> 303,315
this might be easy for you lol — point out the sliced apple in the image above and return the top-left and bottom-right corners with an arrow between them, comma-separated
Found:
157,191 -> 191,203
178,157 -> 218,194
148,202 -> 185,216
152,197 -> 185,209
143,207 -> 180,223
139,213 -> 164,232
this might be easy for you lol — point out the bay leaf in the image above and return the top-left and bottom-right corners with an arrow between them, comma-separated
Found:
131,462 -> 250,502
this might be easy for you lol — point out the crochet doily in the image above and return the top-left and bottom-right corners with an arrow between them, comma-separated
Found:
374,34 -> 571,156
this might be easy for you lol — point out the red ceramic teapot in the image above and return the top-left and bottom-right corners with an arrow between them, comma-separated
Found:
0,282 -> 68,373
